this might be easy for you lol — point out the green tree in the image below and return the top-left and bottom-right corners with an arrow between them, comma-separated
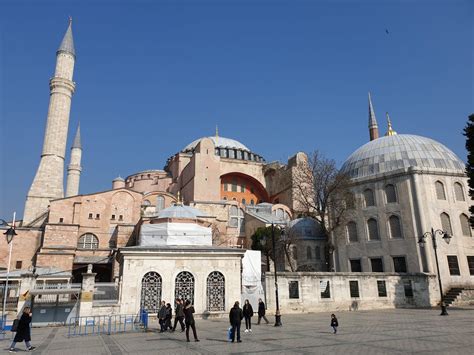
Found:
251,226 -> 282,272
464,114 -> 474,227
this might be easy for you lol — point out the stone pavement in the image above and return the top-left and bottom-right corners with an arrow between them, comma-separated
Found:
1,307 -> 473,354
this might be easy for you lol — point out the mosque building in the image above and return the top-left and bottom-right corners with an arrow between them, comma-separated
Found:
1,20 -> 473,321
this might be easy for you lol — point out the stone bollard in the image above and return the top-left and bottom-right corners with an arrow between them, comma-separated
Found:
79,265 -> 96,323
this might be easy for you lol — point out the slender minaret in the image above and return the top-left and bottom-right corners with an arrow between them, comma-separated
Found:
23,19 -> 76,224
368,92 -> 379,141
66,124 -> 82,197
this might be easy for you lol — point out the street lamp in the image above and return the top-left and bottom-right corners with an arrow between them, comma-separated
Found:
270,222 -> 282,327
1,212 -> 17,330
418,228 -> 451,316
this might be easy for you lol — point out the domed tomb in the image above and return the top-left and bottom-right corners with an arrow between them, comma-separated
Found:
341,134 -> 465,179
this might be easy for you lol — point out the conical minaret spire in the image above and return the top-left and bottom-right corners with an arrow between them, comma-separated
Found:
66,124 -> 82,197
23,19 -> 77,224
368,92 -> 379,141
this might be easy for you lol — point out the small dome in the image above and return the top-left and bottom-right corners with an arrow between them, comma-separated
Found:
157,204 -> 209,219
183,136 -> 250,152
341,134 -> 465,179
113,176 -> 125,182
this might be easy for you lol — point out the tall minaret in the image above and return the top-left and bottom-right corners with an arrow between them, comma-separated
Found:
66,124 -> 82,197
368,92 -> 379,141
23,19 -> 76,225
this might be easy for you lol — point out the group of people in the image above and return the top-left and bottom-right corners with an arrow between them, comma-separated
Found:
228,298 -> 269,343
157,298 -> 199,342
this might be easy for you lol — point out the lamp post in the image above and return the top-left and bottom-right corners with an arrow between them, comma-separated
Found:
1,212 -> 17,329
270,223 -> 282,327
418,228 -> 451,316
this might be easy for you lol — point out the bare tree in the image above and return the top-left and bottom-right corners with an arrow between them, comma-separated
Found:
293,150 -> 352,271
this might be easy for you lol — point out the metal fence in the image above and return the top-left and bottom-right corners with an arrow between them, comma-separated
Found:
33,282 -> 81,305
93,282 -> 119,304
67,313 -> 147,337
0,283 -> 20,312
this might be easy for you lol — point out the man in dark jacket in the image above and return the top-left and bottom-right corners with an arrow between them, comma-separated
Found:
9,307 -> 36,352
257,298 -> 269,325
229,301 -> 243,343
172,298 -> 185,332
158,301 -> 167,332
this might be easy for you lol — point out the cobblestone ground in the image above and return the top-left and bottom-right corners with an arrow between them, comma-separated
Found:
1,307 -> 473,354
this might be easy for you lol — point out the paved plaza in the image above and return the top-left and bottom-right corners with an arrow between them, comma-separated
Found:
1,307 -> 473,354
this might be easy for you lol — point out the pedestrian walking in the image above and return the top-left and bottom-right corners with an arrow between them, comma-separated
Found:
229,301 -> 243,343
183,300 -> 199,342
257,298 -> 269,325
158,301 -> 167,332
330,314 -> 339,334
172,298 -> 185,332
9,307 -> 36,353
165,303 -> 173,331
243,299 -> 254,333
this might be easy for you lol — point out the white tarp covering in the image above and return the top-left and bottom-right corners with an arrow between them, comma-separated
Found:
139,222 -> 212,246
241,250 -> 264,310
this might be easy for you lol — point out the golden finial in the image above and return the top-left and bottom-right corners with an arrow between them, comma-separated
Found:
385,112 -> 397,136
176,191 -> 182,205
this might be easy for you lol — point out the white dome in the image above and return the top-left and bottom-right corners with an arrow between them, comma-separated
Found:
341,134 -> 465,179
182,136 -> 250,152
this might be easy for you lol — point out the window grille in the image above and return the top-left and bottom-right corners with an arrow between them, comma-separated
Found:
175,271 -> 195,304
206,271 -> 225,311
447,255 -> 460,275
77,233 -> 99,249
140,272 -> 162,313
289,281 -> 299,299
440,213 -> 453,236
377,280 -> 387,297
349,281 -> 359,298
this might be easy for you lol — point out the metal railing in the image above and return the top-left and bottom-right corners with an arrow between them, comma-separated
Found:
67,313 -> 146,337
0,284 -> 19,312
93,282 -> 119,304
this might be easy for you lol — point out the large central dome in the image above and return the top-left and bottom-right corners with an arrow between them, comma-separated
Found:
341,134 -> 465,179
182,136 -> 250,152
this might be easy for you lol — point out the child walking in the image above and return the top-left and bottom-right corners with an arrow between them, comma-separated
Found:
330,314 -> 338,334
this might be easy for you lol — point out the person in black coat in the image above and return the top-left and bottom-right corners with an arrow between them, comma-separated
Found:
183,300 -> 199,342
164,303 -> 173,331
9,307 -> 36,352
257,298 -> 269,325
229,301 -> 243,343
330,314 -> 339,334
242,299 -> 254,332
172,298 -> 185,332
158,301 -> 167,332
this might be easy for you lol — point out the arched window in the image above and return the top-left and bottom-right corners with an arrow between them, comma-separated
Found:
292,246 -> 298,260
250,199 -> 255,205
367,218 -> 380,240
242,198 -> 246,205
454,182 -> 465,201
385,184 -> 397,203
440,213 -> 453,236
276,208 -> 284,219
315,246 -> 321,260
435,181 -> 446,200
142,199 -> 151,206
175,271 -> 195,305
364,189 -> 375,207
77,233 -> 99,249
460,214 -> 471,237
347,221 -> 358,242
345,193 -> 355,209
229,206 -> 245,233
140,272 -> 162,313
388,215 -> 403,239
307,246 -> 312,260
207,271 -> 225,311
156,196 -> 165,211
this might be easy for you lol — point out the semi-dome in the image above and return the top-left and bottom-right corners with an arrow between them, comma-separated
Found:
341,134 -> 465,179
183,136 -> 250,152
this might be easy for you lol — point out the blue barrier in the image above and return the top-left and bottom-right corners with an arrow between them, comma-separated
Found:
139,309 -> 148,329
67,314 -> 145,337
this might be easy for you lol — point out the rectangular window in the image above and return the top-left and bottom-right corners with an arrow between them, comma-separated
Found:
467,256 -> 474,275
447,255 -> 460,275
15,261 -> 22,269
289,281 -> 299,299
59,218 -> 64,223
95,214 -> 100,220
349,281 -> 360,298
350,259 -> 362,272
232,180 -> 237,192
403,280 -> 413,297
320,280 -> 330,299
119,215 -> 123,221
224,183 -> 228,192
229,217 -> 238,227
393,256 -> 407,273
88,213 -> 93,219
111,214 -> 116,220
370,258 -> 384,272
377,280 -> 387,297
240,184 -> 245,193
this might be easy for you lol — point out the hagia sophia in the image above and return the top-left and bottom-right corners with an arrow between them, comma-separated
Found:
1,20 -> 472,321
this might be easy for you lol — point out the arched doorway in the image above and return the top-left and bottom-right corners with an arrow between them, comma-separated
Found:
140,272 -> 162,313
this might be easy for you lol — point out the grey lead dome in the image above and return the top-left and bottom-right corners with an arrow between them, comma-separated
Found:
341,134 -> 465,179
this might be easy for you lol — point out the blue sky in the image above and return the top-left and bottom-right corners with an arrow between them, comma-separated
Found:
0,0 -> 472,219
